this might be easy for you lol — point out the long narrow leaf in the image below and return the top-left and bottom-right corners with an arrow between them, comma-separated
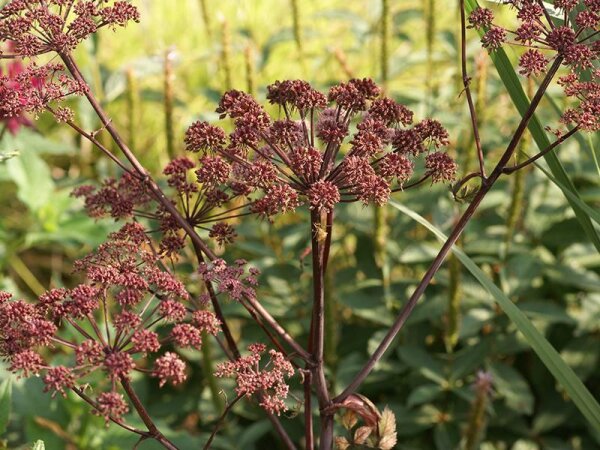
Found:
389,200 -> 600,431
464,0 -> 600,253
534,162 -> 600,226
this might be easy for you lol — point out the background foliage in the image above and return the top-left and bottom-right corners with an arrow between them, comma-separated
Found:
1,0 -> 599,449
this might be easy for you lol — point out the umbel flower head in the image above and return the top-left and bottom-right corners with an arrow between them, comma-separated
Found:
184,78 -> 457,219
0,43 -> 37,134
469,1 -> 600,131
0,0 -> 139,57
215,343 -> 295,415
0,223 -> 221,423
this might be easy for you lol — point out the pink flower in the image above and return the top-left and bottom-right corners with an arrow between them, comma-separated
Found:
94,392 -> 130,422
153,352 -> 187,387
215,344 -> 295,415
0,59 -> 34,134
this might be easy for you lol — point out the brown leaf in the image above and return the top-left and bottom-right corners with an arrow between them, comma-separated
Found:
341,393 -> 382,427
335,436 -> 350,450
354,426 -> 374,445
377,407 -> 397,450
342,409 -> 359,430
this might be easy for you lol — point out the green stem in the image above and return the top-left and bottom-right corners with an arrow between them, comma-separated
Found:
198,0 -> 212,39
375,0 -> 392,306
290,0 -> 305,73
504,78 -> 533,256
463,386 -> 489,450
164,48 -> 176,160
9,254 -> 45,297
126,68 -> 138,153
244,44 -> 255,96
202,334 -> 225,414
424,0 -> 437,110
445,251 -> 462,352
220,19 -> 232,91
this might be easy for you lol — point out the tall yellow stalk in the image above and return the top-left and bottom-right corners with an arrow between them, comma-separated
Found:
244,44 -> 255,95
290,0 -> 305,72
220,19 -> 232,91
164,48 -> 176,160
375,0 -> 392,305
505,77 -> 534,254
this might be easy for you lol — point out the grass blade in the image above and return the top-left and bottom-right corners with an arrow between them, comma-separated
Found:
464,0 -> 600,253
389,200 -> 600,431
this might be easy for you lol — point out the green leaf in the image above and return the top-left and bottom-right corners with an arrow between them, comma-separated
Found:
389,200 -> 600,431
5,146 -> 55,213
490,362 -> 535,415
31,441 -> 46,450
449,341 -> 489,382
464,0 -> 600,254
397,346 -> 446,385
406,384 -> 444,408
534,162 -> 600,227
0,149 -> 18,163
0,379 -> 11,435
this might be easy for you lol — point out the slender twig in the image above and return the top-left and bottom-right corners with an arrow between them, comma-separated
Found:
203,394 -> 244,450
536,0 -> 556,30
334,56 -> 564,404
460,0 -> 486,179
309,210 -> 334,450
241,292 -> 311,362
304,370 -> 314,450
71,387 -> 150,437
501,126 -> 579,174
120,377 -> 180,450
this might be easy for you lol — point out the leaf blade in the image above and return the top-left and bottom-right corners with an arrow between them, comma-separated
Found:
389,200 -> 600,431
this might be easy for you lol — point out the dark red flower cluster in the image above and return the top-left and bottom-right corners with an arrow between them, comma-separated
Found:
215,343 -> 295,415
469,1 -> 600,75
184,78 -> 456,220
0,60 -> 84,126
73,156 -> 247,256
468,2 -> 600,132
0,222 -> 221,422
559,68 -> 600,131
198,258 -> 260,302
0,53 -> 34,134
0,0 -> 139,58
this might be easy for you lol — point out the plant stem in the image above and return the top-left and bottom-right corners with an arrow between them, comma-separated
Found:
198,0 -> 212,39
290,0 -> 305,72
334,57 -> 564,404
460,0 -> 485,178
376,0 -> 392,306
8,254 -> 46,296
445,250 -> 462,352
201,333 -> 225,414
244,44 -> 255,95
203,394 -> 243,450
126,67 -> 138,153
164,47 -> 176,160
220,19 -> 232,91
304,370 -> 314,450
309,210 -> 333,450
120,377 -> 180,450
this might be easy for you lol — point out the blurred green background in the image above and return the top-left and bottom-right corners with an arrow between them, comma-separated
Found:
1,0 -> 600,449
